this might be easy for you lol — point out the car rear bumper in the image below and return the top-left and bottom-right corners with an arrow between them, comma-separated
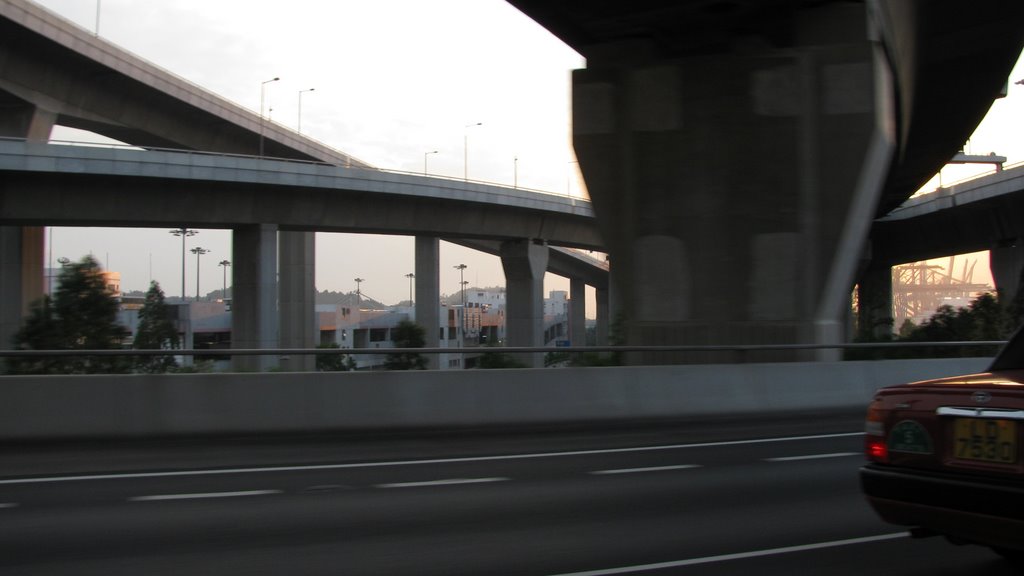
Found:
861,464 -> 1024,551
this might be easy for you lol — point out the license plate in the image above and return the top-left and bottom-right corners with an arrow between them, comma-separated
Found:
953,418 -> 1018,464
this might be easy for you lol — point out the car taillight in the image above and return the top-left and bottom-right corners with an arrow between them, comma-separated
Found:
865,399 -> 888,463
866,438 -> 888,462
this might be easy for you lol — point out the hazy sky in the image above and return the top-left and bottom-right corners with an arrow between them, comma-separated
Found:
30,1 -> 1024,302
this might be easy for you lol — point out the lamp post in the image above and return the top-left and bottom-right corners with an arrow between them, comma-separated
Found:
169,228 -> 197,301
423,150 -> 438,175
297,88 -> 315,134
218,260 -> 231,302
190,247 -> 209,301
354,277 -> 364,307
567,160 -> 579,197
454,263 -> 467,337
464,122 -> 482,181
405,272 -> 415,305
259,77 -> 280,156
514,156 -> 518,189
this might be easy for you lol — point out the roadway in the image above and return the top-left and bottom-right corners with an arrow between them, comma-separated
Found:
0,413 -> 1015,576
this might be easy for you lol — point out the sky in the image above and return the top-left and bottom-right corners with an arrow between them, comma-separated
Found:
30,0 -> 1024,305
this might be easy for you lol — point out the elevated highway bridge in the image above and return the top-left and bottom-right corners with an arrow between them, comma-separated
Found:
3,0 -> 1024,368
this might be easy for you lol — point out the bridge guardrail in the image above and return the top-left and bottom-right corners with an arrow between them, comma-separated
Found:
0,136 -> 589,204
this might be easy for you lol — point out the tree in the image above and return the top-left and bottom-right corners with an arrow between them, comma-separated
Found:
899,292 -> 1011,358
385,320 -> 427,370
316,342 -> 354,371
7,255 -> 129,374
133,281 -> 180,373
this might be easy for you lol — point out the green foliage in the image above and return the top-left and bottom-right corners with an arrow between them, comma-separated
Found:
385,320 -> 427,370
850,292 -> 1013,359
7,255 -> 129,374
133,281 -> 180,373
316,342 -> 354,371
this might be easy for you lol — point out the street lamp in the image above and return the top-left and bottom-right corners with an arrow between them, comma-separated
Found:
453,264 -> 467,306
218,260 -> 231,301
464,122 -> 482,181
191,247 -> 209,301
514,156 -> 518,189
169,228 -> 197,300
567,160 -> 580,197
297,87 -> 315,134
405,272 -> 415,304
424,150 -> 438,175
354,277 -> 364,307
259,76 -> 280,156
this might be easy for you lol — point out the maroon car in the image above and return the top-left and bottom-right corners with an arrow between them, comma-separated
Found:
860,334 -> 1024,563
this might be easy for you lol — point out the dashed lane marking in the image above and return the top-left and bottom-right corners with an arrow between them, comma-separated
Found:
128,490 -> 281,502
763,452 -> 861,462
375,477 -> 510,489
590,464 -> 702,475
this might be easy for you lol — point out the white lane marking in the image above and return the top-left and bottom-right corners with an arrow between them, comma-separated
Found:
375,477 -> 509,489
128,490 -> 281,502
0,432 -> 863,485
0,503 -> 18,509
764,452 -> 861,462
590,464 -> 702,475
545,532 -> 909,576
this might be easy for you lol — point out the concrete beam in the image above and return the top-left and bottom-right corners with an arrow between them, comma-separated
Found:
570,277 -> 586,346
857,264 -> 895,338
415,236 -> 441,369
501,239 -> 549,367
991,243 -> 1024,307
279,231 -> 315,372
573,3 -> 895,362
232,224 -> 278,371
0,105 -> 52,355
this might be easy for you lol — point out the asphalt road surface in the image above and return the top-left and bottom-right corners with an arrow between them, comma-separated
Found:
0,413 -> 1017,575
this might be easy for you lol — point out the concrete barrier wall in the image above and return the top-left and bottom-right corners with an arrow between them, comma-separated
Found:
0,358 -> 992,440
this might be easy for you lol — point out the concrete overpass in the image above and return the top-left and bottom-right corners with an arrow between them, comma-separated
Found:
859,163 -> 1024,333
0,0 -> 608,368
4,0 -> 1024,368
508,0 -> 1024,360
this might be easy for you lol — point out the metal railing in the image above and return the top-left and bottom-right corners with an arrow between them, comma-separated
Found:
0,341 -> 1005,360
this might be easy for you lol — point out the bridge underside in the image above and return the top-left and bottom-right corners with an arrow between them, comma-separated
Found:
511,0 -> 1024,361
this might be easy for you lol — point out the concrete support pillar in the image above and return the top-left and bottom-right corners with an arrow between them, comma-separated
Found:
500,239 -> 549,367
0,106 -> 54,355
991,243 -> 1024,310
0,227 -> 44,354
0,104 -> 56,142
570,277 -> 586,346
415,236 -> 441,369
595,285 -> 610,346
857,263 -> 895,339
232,224 -> 278,371
279,231 -> 315,372
572,3 -> 894,363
